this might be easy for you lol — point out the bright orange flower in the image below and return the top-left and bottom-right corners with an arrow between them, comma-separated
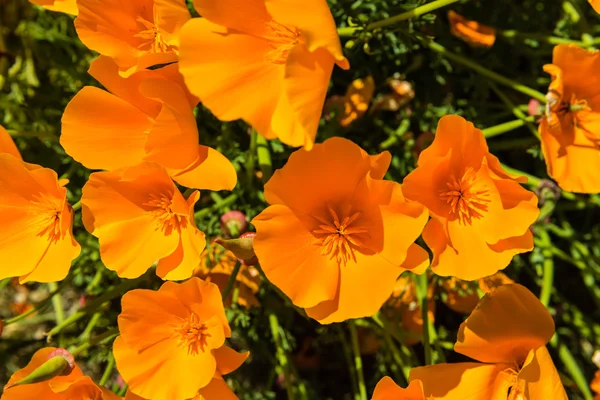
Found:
61,56 -> 236,191
540,44 -> 600,193
447,11 -> 496,47
372,377 -> 426,400
409,284 -> 568,399
0,126 -> 22,160
2,347 -> 120,400
590,0 -> 600,14
591,370 -> 600,400
178,0 -> 350,149
339,76 -> 375,127
195,241 -> 261,309
0,155 -> 80,283
252,137 -> 429,323
440,272 -> 515,314
113,278 -> 248,400
402,115 -> 539,280
82,162 -> 205,280
74,0 -> 190,75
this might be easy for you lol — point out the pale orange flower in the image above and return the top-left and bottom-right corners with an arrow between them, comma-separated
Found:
0,126 -> 22,160
75,0 -> 190,75
540,44 -> 600,193
81,162 -> 205,280
372,377 -> 425,400
339,76 -> 375,127
410,284 -> 567,399
447,11 -> 496,47
2,347 -> 120,400
113,278 -> 248,400
252,137 -> 429,323
29,0 -> 78,15
402,115 -> 540,280
178,0 -> 349,149
61,56 -> 236,191
0,155 -> 80,283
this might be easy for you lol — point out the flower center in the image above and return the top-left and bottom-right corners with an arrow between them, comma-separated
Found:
174,314 -> 211,355
142,193 -> 186,235
134,14 -> 173,54
439,168 -> 490,225
312,206 -> 370,265
263,20 -> 301,64
31,196 -> 63,243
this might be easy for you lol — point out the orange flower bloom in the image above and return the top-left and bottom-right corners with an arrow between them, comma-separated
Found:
410,284 -> 567,399
195,241 -> 261,309
61,56 -> 236,191
0,155 -> 80,283
75,0 -> 190,75
402,115 -> 539,280
178,0 -> 349,149
372,377 -> 425,400
252,137 -> 429,323
2,347 -> 120,400
82,162 -> 205,280
540,44 -> 600,193
447,11 -> 496,48
591,370 -> 600,400
440,272 -> 515,314
339,76 -> 375,127
590,0 -> 600,14
29,0 -> 78,15
0,125 -> 22,160
113,278 -> 248,400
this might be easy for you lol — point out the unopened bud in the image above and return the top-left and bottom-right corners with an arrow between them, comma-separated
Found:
5,349 -> 75,389
220,211 -> 247,238
215,233 -> 257,265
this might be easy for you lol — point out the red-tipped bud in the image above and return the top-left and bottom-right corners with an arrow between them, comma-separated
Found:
220,210 -> 247,238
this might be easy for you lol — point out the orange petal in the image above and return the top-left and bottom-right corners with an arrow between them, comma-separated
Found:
372,377 -> 425,400
591,0 -> 600,13
172,145 -> 237,191
213,346 -> 249,375
519,346 -> 568,399
400,243 -> 430,275
447,10 -> 496,48
409,362 -> 512,400
196,374 -> 239,400
0,126 -> 22,159
30,0 -> 78,15
339,76 -> 375,127
252,204 -> 340,308
178,19 -> 283,137
455,284 -> 555,364
191,0 -> 271,35
552,44 -> 600,102
61,87 -> 150,170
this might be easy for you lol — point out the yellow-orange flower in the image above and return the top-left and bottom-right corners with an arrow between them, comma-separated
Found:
402,115 -> 539,280
0,155 -> 80,283
81,162 -> 205,280
113,278 -> 248,400
339,76 -> 375,127
409,284 -> 567,399
2,347 -> 120,400
372,377 -> 425,400
178,0 -> 349,149
0,126 -> 22,160
540,44 -> 600,193
75,0 -> 190,75
252,137 -> 429,324
195,241 -> 261,309
447,11 -> 496,47
61,56 -> 235,191
29,0 -> 78,15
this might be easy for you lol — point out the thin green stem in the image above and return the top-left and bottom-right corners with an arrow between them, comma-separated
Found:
48,282 -> 65,347
421,38 -> 547,103
269,314 -> 295,400
256,134 -> 273,183
537,230 -> 554,307
71,201 -> 81,212
246,129 -> 258,188
71,328 -> 119,358
348,321 -> 367,400
498,163 -> 579,202
337,325 -> 359,398
498,29 -> 600,48
550,335 -> 593,400
337,0 -> 460,36
4,278 -> 71,326
99,353 -> 115,387
489,82 -> 540,139
481,118 -> 534,138
221,262 -> 242,302
415,274 -> 432,365
194,194 -> 238,219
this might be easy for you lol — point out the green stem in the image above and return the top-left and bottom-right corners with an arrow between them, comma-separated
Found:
4,278 -> 71,326
99,354 -> 115,387
537,230 -> 554,307
481,118 -> 534,138
221,262 -> 242,302
269,314 -> 295,400
256,135 -> 273,183
337,325 -> 360,397
246,129 -> 258,188
48,282 -> 65,347
421,38 -> 547,103
498,163 -> 579,201
498,29 -> 600,48
71,328 -> 119,358
489,83 -> 540,139
415,274 -> 432,365
337,0 -> 460,36
550,335 -> 593,400
194,194 -> 238,219
348,321 -> 367,400
71,201 -> 81,212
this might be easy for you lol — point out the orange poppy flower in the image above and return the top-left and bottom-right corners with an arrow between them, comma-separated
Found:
178,0 -> 350,149
440,272 -> 515,314
339,76 -> 375,127
409,284 -> 568,399
29,0 -> 77,15
0,126 -> 22,160
81,162 -> 205,280
591,370 -> 600,400
61,56 -> 236,191
0,155 -> 80,283
113,277 -> 249,400
195,241 -> 261,309
252,137 -> 429,323
372,377 -> 425,400
2,347 -> 120,400
402,115 -> 539,280
540,44 -> 600,193
591,0 -> 600,13
74,0 -> 190,75
447,11 -> 496,48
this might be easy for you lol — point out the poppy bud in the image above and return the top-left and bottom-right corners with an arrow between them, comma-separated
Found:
528,99 -> 542,116
215,233 -> 257,265
220,210 -> 247,238
5,348 -> 75,389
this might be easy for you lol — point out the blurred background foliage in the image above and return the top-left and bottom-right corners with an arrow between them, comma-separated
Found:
1,0 -> 600,399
